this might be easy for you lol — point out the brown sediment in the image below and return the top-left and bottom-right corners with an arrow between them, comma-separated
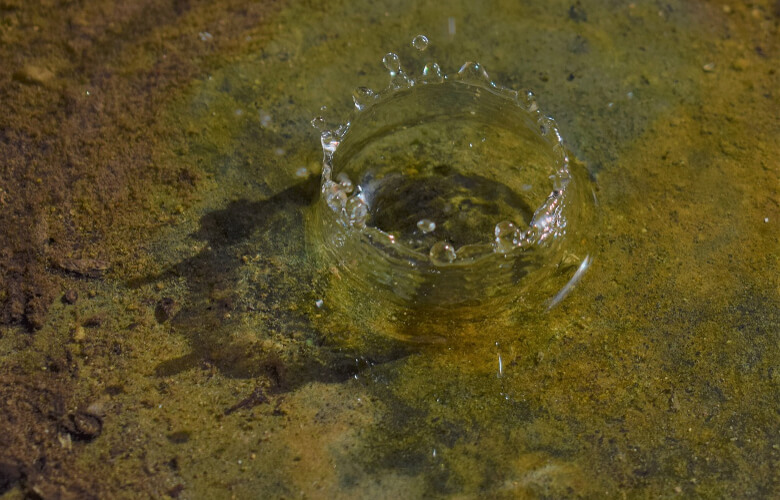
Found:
0,0 -> 777,497
0,0 -> 281,330
0,0 -> 281,496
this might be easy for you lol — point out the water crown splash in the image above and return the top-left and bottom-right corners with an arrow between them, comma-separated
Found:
309,36 -> 595,335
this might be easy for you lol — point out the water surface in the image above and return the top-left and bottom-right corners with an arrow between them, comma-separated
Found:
0,0 -> 777,498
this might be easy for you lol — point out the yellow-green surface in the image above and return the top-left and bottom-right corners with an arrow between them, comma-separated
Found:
0,0 -> 778,498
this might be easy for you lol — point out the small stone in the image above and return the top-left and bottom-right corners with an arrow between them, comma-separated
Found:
63,410 -> 103,441
57,258 -> 109,278
82,314 -> 104,327
13,65 -> 54,85
63,289 -> 78,304
731,58 -> 749,71
72,326 -> 86,342
155,298 -> 178,323
702,62 -> 715,72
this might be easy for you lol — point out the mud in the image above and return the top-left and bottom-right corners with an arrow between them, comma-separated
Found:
1,0 -> 281,496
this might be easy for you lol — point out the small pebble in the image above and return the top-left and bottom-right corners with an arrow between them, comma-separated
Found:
72,326 -> 86,342
702,62 -> 716,72
155,297 -> 178,323
731,58 -> 749,71
63,289 -> 78,304
13,65 -> 54,85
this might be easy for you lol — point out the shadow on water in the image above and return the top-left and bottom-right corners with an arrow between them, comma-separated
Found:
130,176 -> 413,389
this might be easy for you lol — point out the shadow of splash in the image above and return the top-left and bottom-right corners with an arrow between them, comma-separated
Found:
131,177 -> 411,389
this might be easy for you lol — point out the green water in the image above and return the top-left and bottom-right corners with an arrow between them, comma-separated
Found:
2,0 -> 778,498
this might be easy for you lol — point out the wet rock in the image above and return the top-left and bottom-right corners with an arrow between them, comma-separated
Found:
81,314 -> 106,328
82,314 -> 104,327
167,431 -> 191,444
61,409 -> 103,441
569,2 -> 587,22
155,297 -> 178,323
12,65 -> 54,85
62,289 -> 78,304
167,484 -> 185,498
55,258 -> 110,278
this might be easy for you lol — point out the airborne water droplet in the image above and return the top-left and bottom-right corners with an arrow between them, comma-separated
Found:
311,116 -> 327,131
411,35 -> 429,51
416,219 -> 436,234
383,52 -> 401,75
429,241 -> 456,265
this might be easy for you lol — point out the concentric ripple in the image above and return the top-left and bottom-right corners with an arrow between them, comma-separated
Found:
308,38 -> 595,327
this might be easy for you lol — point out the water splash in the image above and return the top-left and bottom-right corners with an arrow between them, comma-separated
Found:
309,36 -> 595,324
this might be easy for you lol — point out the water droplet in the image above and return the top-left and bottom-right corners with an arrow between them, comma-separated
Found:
429,241 -> 456,265
311,116 -> 326,131
411,35 -> 429,51
383,52 -> 401,75
521,91 -> 538,112
337,172 -> 354,194
321,130 -> 340,152
539,116 -> 554,136
420,62 -> 444,84
416,219 -> 436,234
346,196 -> 368,228
323,181 -> 347,211
494,221 -> 520,253
352,87 -> 376,111
456,62 -> 494,87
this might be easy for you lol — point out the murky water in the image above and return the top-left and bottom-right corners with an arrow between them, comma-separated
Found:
1,0 -> 777,498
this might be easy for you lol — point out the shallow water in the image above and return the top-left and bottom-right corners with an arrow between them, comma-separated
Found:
1,0 -> 778,498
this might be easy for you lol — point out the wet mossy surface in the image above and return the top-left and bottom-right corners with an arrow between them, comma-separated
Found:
1,0 -> 778,498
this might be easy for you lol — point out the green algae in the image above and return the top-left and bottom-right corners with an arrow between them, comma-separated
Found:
1,0 -> 779,498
